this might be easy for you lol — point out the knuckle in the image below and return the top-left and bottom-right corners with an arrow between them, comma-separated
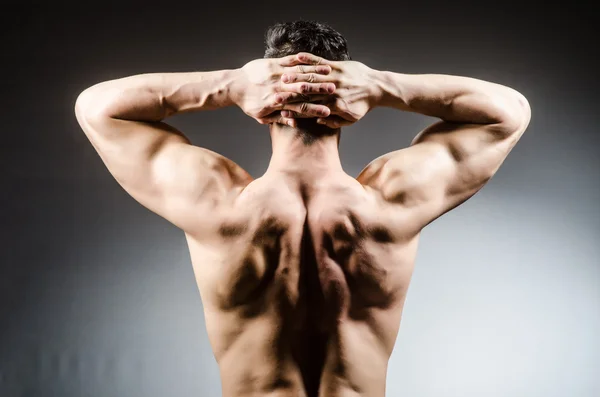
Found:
300,102 -> 309,113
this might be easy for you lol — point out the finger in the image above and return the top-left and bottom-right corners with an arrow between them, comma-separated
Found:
279,52 -> 332,67
327,108 -> 356,122
296,52 -> 330,66
281,73 -> 332,84
281,103 -> 331,118
283,65 -> 331,75
316,115 -> 353,128
274,92 -> 328,105
280,82 -> 336,95
277,54 -> 302,66
281,109 -> 332,119
280,110 -> 304,118
280,110 -> 319,119
258,113 -> 297,127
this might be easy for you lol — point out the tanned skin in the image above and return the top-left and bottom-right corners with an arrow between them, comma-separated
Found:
75,52 -> 531,397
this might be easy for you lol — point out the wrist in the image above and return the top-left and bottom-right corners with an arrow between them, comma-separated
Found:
226,68 -> 247,108
155,70 -> 240,113
370,70 -> 409,109
368,68 -> 387,109
187,69 -> 242,110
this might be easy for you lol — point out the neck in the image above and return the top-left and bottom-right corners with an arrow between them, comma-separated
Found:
266,121 -> 343,181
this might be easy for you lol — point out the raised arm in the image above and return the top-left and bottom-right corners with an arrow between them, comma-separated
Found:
75,70 -> 247,236
358,71 -> 530,230
74,54 -> 335,235
280,54 -> 531,232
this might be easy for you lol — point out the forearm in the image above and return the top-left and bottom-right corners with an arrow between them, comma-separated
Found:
76,69 -> 241,122
372,70 -> 529,127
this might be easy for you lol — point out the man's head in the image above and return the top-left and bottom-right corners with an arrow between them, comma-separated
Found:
264,21 -> 350,142
264,20 -> 351,61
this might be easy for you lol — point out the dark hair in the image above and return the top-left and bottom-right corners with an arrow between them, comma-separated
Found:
264,20 -> 351,61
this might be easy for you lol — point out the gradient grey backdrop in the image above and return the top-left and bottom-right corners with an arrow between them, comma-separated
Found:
1,2 -> 598,396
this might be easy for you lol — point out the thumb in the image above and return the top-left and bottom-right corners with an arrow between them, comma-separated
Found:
257,112 -> 297,127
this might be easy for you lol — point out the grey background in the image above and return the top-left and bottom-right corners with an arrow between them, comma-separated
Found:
1,2 -> 598,396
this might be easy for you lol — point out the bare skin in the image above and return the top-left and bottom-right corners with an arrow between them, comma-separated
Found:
75,52 -> 531,397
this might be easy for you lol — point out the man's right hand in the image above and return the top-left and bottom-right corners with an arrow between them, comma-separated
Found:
279,53 -> 381,128
232,54 -> 337,127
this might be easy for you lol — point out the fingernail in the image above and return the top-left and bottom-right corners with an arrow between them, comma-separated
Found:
328,84 -> 335,93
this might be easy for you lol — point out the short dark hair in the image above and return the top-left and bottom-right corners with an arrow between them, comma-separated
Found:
264,20 -> 351,61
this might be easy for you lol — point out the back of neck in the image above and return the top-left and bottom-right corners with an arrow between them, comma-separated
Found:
266,123 -> 343,181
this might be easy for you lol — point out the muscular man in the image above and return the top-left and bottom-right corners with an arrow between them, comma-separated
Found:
74,21 -> 530,397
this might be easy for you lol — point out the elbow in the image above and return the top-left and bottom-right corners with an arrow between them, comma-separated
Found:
511,90 -> 531,130
74,82 -> 118,124
74,92 -> 106,138
74,89 -> 93,121
497,90 -> 531,136
75,87 -> 102,124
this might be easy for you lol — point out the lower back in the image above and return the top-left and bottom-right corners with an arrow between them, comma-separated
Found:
213,312 -> 390,397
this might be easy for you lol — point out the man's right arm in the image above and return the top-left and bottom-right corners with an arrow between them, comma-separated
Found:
277,54 -> 530,230
357,71 -> 531,230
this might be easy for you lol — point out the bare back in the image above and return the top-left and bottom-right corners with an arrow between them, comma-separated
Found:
74,58 -> 529,397
187,171 -> 421,397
